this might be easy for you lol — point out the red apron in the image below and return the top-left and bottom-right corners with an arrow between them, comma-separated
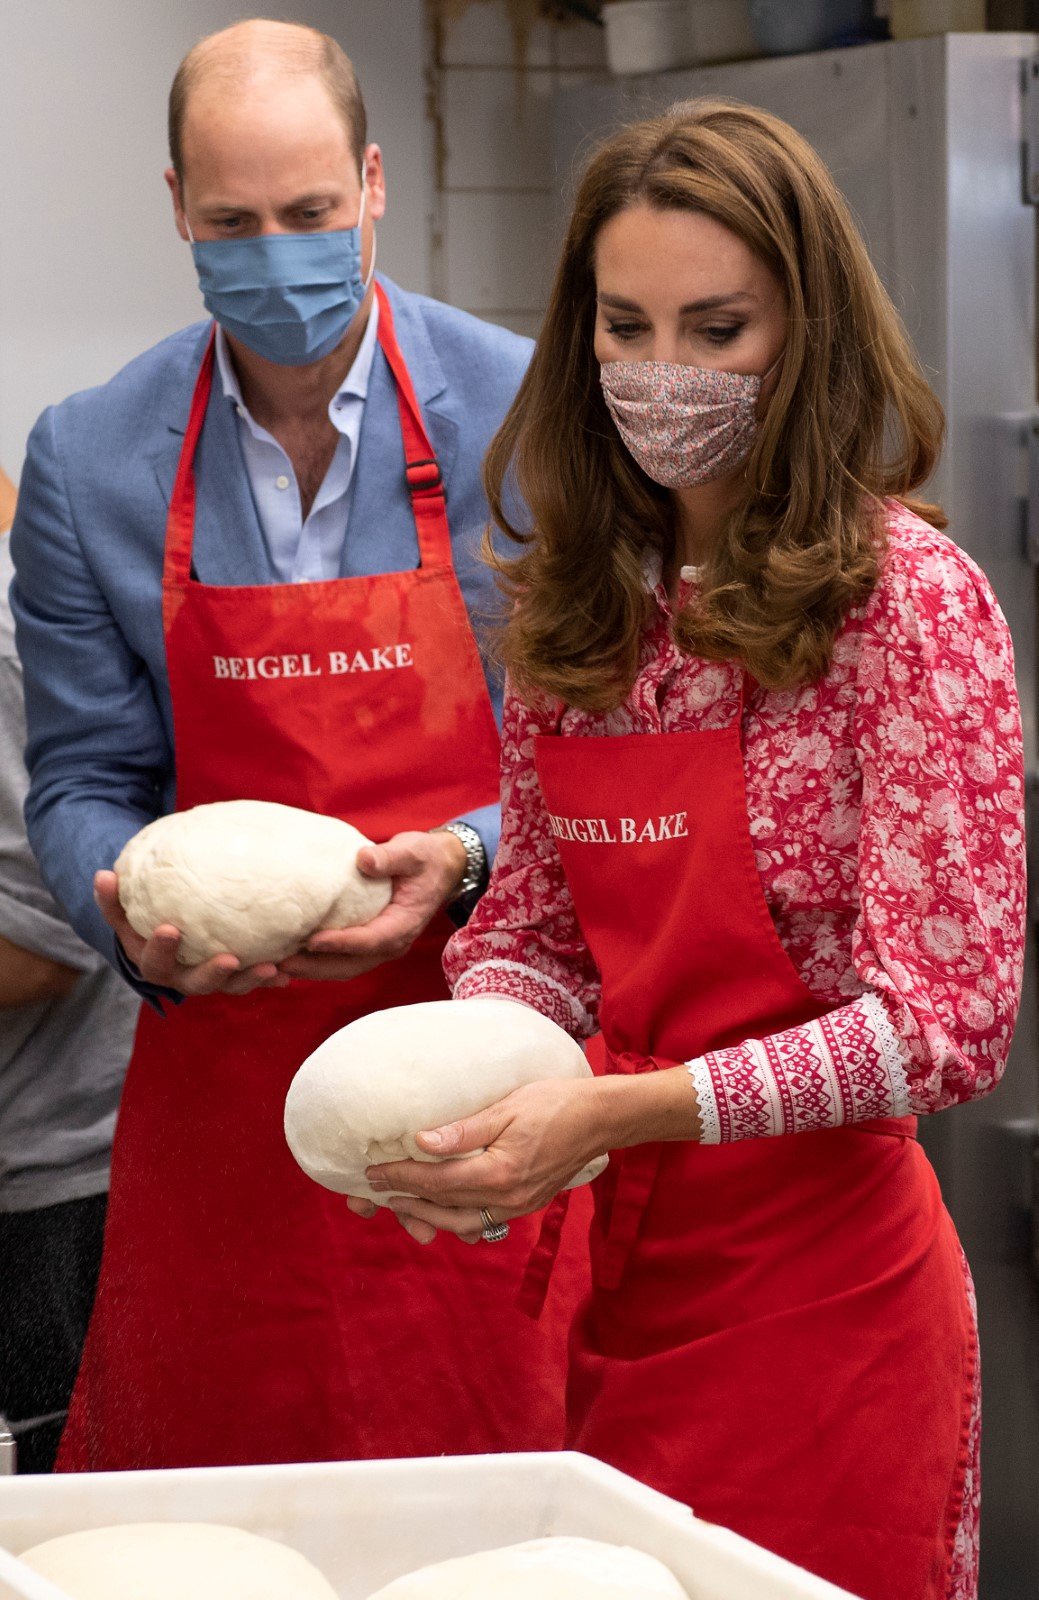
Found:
58,285 -> 589,1471
523,681 -> 976,1600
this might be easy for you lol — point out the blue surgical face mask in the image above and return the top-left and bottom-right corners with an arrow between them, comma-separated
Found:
187,172 -> 375,366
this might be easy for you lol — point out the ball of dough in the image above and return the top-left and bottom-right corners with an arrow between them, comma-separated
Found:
18,1522 -> 338,1600
284,997 -> 608,1204
115,800 -> 391,966
363,1537 -> 689,1598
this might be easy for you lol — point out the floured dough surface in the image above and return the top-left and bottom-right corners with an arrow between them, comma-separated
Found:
284,997 -> 608,1204
18,1522 -> 338,1600
115,799 -> 391,966
363,1536 -> 689,1598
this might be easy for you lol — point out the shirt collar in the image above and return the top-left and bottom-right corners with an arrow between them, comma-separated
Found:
214,294 -> 381,424
641,549 -> 703,594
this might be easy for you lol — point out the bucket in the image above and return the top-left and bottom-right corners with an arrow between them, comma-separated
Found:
602,1 -> 695,75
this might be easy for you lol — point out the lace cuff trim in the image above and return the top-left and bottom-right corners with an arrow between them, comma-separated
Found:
452,960 -> 594,1037
860,991 -> 913,1116
686,1058 -> 721,1145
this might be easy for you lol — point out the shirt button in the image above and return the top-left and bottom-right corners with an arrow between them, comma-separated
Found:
236,405 -> 246,419
275,474 -> 290,490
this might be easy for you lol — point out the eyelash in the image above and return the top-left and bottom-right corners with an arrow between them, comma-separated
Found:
604,321 -> 745,346
216,207 -> 328,231
704,324 -> 743,346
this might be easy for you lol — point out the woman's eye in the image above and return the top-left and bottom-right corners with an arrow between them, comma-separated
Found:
605,321 -> 646,340
703,324 -> 743,346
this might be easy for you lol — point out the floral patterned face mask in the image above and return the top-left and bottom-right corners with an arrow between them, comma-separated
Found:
599,357 -> 779,489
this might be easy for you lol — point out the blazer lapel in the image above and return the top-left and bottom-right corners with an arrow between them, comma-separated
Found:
193,390 -> 276,585
150,325 -> 275,587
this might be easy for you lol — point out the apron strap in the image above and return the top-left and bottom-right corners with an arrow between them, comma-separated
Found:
374,283 -> 454,571
588,1049 -> 668,1292
517,1189 -> 572,1320
163,325 -> 217,619
594,1142 -> 664,1291
518,1047 -> 669,1315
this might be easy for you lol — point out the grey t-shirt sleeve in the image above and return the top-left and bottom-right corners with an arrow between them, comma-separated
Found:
0,579 -> 101,974
0,535 -> 139,1211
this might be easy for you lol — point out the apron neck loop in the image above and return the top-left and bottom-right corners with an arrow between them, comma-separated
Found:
374,283 -> 453,570
163,325 -> 217,605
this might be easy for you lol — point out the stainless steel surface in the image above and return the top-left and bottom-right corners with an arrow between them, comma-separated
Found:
556,36 -> 1039,1596
0,1415 -> 15,1476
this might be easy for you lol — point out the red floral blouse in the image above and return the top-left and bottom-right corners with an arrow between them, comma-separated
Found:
444,504 -> 1026,1145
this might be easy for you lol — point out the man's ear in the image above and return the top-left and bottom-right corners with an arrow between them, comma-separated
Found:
363,144 -> 387,224
165,167 -> 191,242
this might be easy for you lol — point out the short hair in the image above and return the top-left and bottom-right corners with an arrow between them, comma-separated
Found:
168,22 -> 368,183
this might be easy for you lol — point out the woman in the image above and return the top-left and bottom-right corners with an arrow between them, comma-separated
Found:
355,102 -> 1025,1600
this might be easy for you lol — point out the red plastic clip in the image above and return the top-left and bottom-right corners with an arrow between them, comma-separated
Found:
405,458 -> 442,493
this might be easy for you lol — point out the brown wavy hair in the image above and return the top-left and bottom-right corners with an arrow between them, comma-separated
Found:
483,99 -> 946,708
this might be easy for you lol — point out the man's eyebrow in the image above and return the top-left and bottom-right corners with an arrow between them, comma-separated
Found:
283,192 -> 339,208
201,191 -> 338,212
597,291 -> 757,313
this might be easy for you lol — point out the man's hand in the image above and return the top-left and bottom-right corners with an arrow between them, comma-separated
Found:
95,870 -> 290,997
278,829 -> 467,983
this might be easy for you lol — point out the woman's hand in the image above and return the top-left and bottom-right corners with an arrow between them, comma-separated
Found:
346,1062 -> 702,1245
356,1077 -> 611,1244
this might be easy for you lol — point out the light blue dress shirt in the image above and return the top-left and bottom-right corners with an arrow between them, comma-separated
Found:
214,298 -> 380,582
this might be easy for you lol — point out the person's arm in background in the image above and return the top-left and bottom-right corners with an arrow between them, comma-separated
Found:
0,933 -> 78,1011
0,467 -> 16,536
0,475 -> 99,1009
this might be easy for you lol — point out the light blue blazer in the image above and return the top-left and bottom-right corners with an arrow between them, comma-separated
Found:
10,277 -> 531,986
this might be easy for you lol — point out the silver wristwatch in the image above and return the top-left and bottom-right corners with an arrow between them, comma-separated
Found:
433,820 -> 488,904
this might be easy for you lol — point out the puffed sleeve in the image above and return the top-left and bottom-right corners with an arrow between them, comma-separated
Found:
688,527 -> 1026,1143
443,680 -> 601,1037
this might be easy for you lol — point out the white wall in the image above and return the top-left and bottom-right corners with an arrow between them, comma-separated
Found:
0,0 -> 431,472
430,2 -> 606,338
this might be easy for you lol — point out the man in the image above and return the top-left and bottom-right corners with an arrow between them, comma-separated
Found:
11,19 -> 587,1472
0,480 -> 139,1474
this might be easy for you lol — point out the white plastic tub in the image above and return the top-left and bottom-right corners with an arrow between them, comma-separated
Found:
0,1452 -> 859,1600
603,1 -> 694,75
603,1 -> 757,75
